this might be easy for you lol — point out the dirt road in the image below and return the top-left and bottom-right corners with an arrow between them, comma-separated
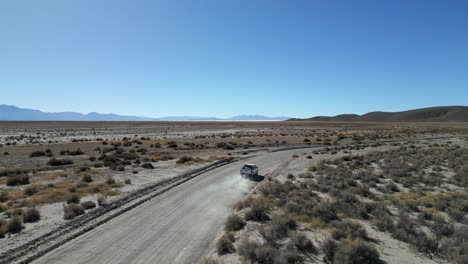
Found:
33,149 -> 307,264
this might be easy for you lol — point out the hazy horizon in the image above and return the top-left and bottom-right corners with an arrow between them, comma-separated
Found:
1,1 -> 468,118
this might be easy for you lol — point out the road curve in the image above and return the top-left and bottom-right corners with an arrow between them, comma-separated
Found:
33,149 -> 307,264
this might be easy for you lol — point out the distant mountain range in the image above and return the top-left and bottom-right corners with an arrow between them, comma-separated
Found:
0,105 -> 289,121
290,106 -> 468,122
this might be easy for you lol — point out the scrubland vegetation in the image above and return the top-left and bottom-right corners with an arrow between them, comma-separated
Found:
213,142 -> 468,264
1,121 -> 467,263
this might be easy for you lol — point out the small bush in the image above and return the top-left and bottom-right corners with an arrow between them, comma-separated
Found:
23,207 -> 41,223
216,233 -> 235,255
313,201 -> 338,223
0,191 -> 8,203
333,239 -> 383,264
0,222 -> 4,238
5,216 -> 23,234
81,174 -> 93,183
67,194 -> 81,204
279,246 -> 304,263
6,175 -> 30,186
106,176 -> 116,185
97,195 -> 107,206
263,213 -> 297,240
245,204 -> 270,222
63,203 -> 85,220
68,148 -> 84,155
331,220 -> 368,241
251,244 -> 278,263
125,178 -> 131,184
176,156 -> 193,164
30,150 -> 46,157
47,158 -> 73,166
290,232 -> 316,253
167,141 -> 178,148
225,214 -> 246,231
24,186 -> 39,196
321,238 -> 338,263
81,201 -> 96,210
141,163 -> 154,169
237,238 -> 260,261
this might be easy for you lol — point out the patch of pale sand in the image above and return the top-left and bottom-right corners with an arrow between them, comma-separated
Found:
361,221 -> 445,264
0,202 -> 64,254
110,160 -> 215,193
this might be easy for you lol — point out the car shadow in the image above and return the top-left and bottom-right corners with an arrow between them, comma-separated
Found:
247,174 -> 265,182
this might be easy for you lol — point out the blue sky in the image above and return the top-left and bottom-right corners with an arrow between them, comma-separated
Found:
1,0 -> 467,118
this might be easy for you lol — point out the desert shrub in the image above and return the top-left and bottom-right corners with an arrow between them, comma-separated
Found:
6,175 -> 30,186
23,207 -> 41,223
125,178 -> 131,184
81,201 -> 96,210
63,203 -> 85,220
167,141 -> 178,148
176,156 -> 193,164
333,239 -> 383,264
373,207 -> 394,232
141,162 -> 154,169
331,220 -> 368,241
97,195 -> 107,206
47,158 -> 73,166
279,245 -> 304,263
0,191 -> 8,202
254,245 -> 279,264
0,168 -> 25,177
225,214 -> 246,231
245,204 -> 270,222
233,196 -> 255,211
81,174 -> 93,183
289,231 -> 316,253
432,221 -> 455,238
385,182 -> 399,192
106,176 -> 116,185
216,233 -> 235,255
5,216 -> 23,234
321,238 -> 338,263
263,213 -> 297,241
415,234 -> 439,257
0,221 -> 4,238
391,213 -> 436,254
447,208 -> 465,222
237,238 -> 259,261
238,239 -> 280,264
68,148 -> 84,155
24,186 -> 39,196
312,201 -> 338,223
29,150 -> 46,157
67,194 -> 80,204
